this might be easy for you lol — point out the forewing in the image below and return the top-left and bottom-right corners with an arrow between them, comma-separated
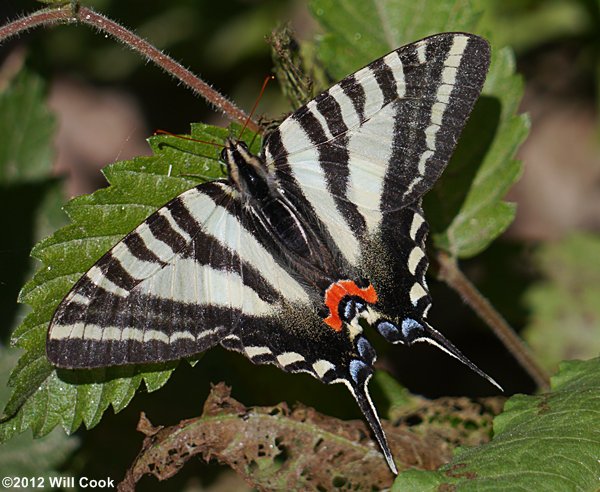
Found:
263,33 -> 490,266
47,181 -> 310,368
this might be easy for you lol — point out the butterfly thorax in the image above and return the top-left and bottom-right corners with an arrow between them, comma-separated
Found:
223,138 -> 350,289
223,139 -> 309,253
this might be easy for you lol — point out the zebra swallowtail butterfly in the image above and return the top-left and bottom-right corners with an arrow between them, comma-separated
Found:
47,32 -> 501,474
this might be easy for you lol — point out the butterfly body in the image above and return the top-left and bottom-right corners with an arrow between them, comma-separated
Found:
47,33 -> 500,474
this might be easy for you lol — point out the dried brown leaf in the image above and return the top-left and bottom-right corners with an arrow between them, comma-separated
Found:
118,383 -> 503,491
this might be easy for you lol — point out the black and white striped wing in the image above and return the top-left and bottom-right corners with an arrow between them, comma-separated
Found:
263,33 -> 490,266
47,182 -> 310,368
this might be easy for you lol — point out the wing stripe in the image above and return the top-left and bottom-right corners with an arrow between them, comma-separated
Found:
277,352 -> 305,367
315,90 -> 349,137
50,323 -> 225,343
245,345 -> 272,358
416,42 -> 427,63
94,251 -> 138,291
148,213 -> 188,254
122,231 -> 168,267
355,66 -> 384,120
85,265 -> 130,297
309,93 -> 370,240
53,293 -> 246,339
409,282 -> 428,305
331,77 -> 363,130
407,246 -> 425,275
179,184 -> 310,303
145,259 -> 275,312
166,194 -> 201,237
371,57 -> 397,105
158,206 -> 192,242
339,75 -> 366,123
48,320 -> 231,368
313,359 -> 335,379
279,117 -> 362,263
383,51 -> 406,97
409,211 -> 426,240
306,101 -> 334,141
136,221 -> 176,263
108,242 -> 166,287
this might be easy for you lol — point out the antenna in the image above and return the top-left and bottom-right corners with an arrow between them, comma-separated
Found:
238,75 -> 274,141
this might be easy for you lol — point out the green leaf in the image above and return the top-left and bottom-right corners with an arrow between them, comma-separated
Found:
477,1 -> 593,53
0,69 -> 63,340
310,0 -> 529,258
522,233 -> 600,372
1,124 -> 239,442
0,345 -> 78,477
0,70 -> 55,184
392,357 -> 600,491
310,0 -> 483,79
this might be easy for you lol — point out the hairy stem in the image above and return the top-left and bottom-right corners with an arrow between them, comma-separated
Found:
0,7 -> 73,41
0,5 -> 258,132
436,251 -> 550,391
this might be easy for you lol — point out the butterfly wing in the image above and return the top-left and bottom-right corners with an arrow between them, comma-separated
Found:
263,33 -> 490,266
260,33 -> 492,472
47,181 -> 311,368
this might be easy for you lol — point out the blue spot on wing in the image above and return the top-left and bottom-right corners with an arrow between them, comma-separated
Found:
401,318 -> 423,338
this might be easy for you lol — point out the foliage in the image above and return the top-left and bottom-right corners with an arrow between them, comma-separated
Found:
0,345 -> 78,477
0,0 -> 598,489
393,357 -> 600,490
523,233 -> 600,372
0,68 -> 65,340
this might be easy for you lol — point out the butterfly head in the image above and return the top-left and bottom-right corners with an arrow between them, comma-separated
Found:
222,138 -> 270,198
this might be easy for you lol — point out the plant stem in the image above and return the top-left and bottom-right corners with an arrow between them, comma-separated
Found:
0,7 -> 73,41
0,5 -> 259,133
436,250 -> 550,392
76,7 -> 258,132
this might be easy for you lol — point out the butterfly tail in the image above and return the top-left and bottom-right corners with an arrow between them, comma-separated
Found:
345,360 -> 398,475
415,322 -> 503,392
375,318 -> 502,392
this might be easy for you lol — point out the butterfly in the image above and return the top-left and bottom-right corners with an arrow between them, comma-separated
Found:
47,32 -> 500,474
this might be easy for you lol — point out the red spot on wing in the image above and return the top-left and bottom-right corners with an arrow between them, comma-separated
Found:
323,280 -> 378,331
